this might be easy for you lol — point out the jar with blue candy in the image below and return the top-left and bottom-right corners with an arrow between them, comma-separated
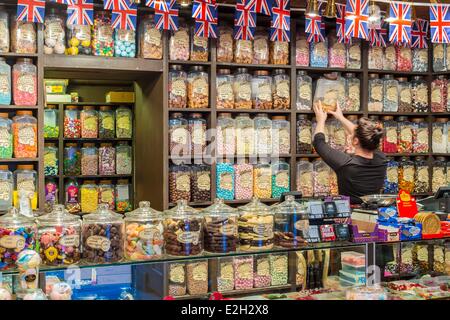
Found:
384,158 -> 398,194
271,159 -> 290,199
0,57 -> 11,105
114,28 -> 136,58
63,143 -> 81,176
44,142 -> 58,176
414,156 -> 429,194
383,74 -> 399,112
216,159 -> 234,200
433,43 -> 446,72
309,39 -> 328,68
0,165 -> 13,211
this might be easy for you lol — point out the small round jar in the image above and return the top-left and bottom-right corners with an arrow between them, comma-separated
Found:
169,112 -> 190,156
296,71 -> 312,111
11,14 -> 36,54
99,143 -> 115,175
432,157 -> 447,193
66,23 -> 92,55
164,200 -> 204,256
169,162 -> 191,203
44,105 -> 59,139
411,76 -> 428,113
37,205 -> 81,266
270,39 -> 289,65
116,141 -> 132,175
384,158 -> 399,194
234,38 -> 253,64
80,106 -> 98,138
98,106 -> 115,138
115,179 -> 132,213
254,113 -> 272,156
0,9 -> 9,53
383,74 -> 399,112
234,160 -> 253,200
12,110 -> 37,158
295,33 -> 309,66
81,143 -> 98,176
397,77 -> 412,113
82,203 -> 124,263
368,74 -> 383,112
168,65 -> 187,109
272,69 -> 290,110
310,40 -> 328,67
368,46 -> 384,70
114,28 -> 136,58
273,195 -> 309,248
253,28 -> 269,64
216,159 -> 235,200
411,118 -> 429,154
431,75 -> 448,113
235,113 -> 254,156
0,207 -> 35,270
216,69 -> 234,109
297,115 -> 312,154
432,118 -> 448,153
328,35 -> 346,68
238,197 -> 274,251
414,156 -> 430,194
398,157 -> 415,193
433,43 -> 446,72
191,164 -> 211,202
216,113 -> 235,156
233,68 -> 252,109
64,106 -> 81,138
347,40 -> 361,69
397,116 -> 413,153
63,143 -> 80,176
188,113 -> 206,155
169,20 -> 189,61
0,113 -> 12,159
0,165 -> 12,211
64,179 -> 80,214
313,158 -> 330,196
0,57 -> 11,105
45,178 -> 58,213
271,159 -> 290,198
412,48 -> 428,72
187,66 -> 209,109
124,201 -> 164,261
138,14 -> 162,59
253,159 -> 272,199
115,106 -> 132,138
190,27 -> 208,62
296,158 -> 313,197
252,70 -> 273,110
44,142 -> 58,176
382,116 -> 397,154
80,180 -> 98,214
272,115 -> 290,155
343,73 -> 360,112
92,10 -> 114,57
98,179 -> 115,210
383,44 -> 397,71
44,8 -> 65,55
203,199 -> 238,253
396,45 -> 412,71
216,25 -> 233,63
12,58 -> 37,106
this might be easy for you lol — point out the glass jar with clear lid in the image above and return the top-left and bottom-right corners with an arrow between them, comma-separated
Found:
169,162 -> 191,203
328,34 -> 346,68
37,205 -> 82,266
253,27 -> 269,64
411,76 -> 428,113
115,179 -> 132,213
138,14 -> 162,59
82,203 -> 124,263
270,38 -> 289,65
0,165 -> 12,211
411,118 -> 429,154
80,105 -> 98,138
216,159 -> 235,201
98,105 -> 114,138
272,115 -> 290,155
64,105 -> 80,138
12,58 -> 37,106
67,23 -> 92,55
397,77 -> 412,112
44,105 -> 58,138
296,158 -> 313,197
191,164 -> 211,202
296,115 -> 312,154
238,197 -> 274,251
433,43 -> 446,72
13,164 -> 37,209
343,73 -> 360,111
190,26 -> 208,62
116,141 -> 132,175
235,113 -> 254,156
187,65 -> 209,109
431,75 -> 448,113
169,112 -> 189,156
11,13 -> 36,54
0,9 -> 9,53
80,180 -> 98,213
216,112 -> 235,156
115,106 -> 132,138
398,157 -> 415,193
233,68 -> 252,109
414,156 -> 429,194
432,157 -> 447,193
44,178 -> 58,214
0,113 -> 12,159
432,118 -> 448,153
217,25 -> 233,63
63,143 -> 80,176
296,70 -> 312,111
272,69 -> 290,110
188,113 -> 206,155
368,45 -> 383,70
313,74 -> 346,112
216,68 -> 234,109
98,142 -> 115,175
273,195 -> 309,248
396,45 -> 412,71
296,32 -> 309,66
254,113 -> 272,156
81,143 -> 98,176
383,74 -> 399,112
368,74 -> 383,112
252,70 -> 273,110
12,110 -> 37,158
271,159 -> 290,198
347,39 -> 361,69
114,28 -> 136,58
412,48 -> 428,72
234,159 -> 253,200
0,57 -> 11,105
202,199 -> 238,253
98,179 -> 115,210
328,119 -> 346,152
313,158 -> 330,196
168,65 -> 187,109
92,10 -> 114,56
234,37 -> 253,64
65,178 -> 80,214
44,7 -> 65,55
169,20 -> 189,61
0,207 -> 35,269
397,116 -> 413,153
310,39 -> 328,67
384,158 -> 399,194
253,158 -> 272,199
383,43 -> 397,71
124,201 -> 163,261
44,142 -> 58,176
164,200 -> 204,256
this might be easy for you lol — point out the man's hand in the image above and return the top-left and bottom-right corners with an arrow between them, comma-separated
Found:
313,101 -> 328,124
328,103 -> 344,120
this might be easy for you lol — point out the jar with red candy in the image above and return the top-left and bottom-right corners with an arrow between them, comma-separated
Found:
431,75 -> 448,113
295,33 -> 309,67
411,118 -> 429,154
328,34 -> 346,68
396,45 -> 412,72
397,116 -> 413,153
382,116 -> 397,154
64,106 -> 81,138
12,58 -> 37,106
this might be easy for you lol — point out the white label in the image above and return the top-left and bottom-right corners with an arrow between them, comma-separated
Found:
86,235 -> 111,252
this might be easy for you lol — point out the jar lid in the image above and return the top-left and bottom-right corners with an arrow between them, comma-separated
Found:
125,201 -> 161,221
397,116 -> 409,121
0,165 -> 9,170
46,105 -> 57,109
83,143 -> 95,148
397,77 -> 408,82
0,207 -> 34,227
297,70 -> 307,76
254,70 -> 269,76
411,118 -> 424,123
170,64 -> 183,71
117,179 -> 129,184
272,115 -> 287,121
273,69 -> 285,75
83,105 -> 96,111
272,195 -> 309,218
218,112 -> 232,118
99,180 -> 112,184
66,105 -> 78,110
190,65 -> 204,72
202,198 -> 237,217
256,113 -> 268,118
0,112 -> 9,119
436,117 -> 448,123
412,75 -> 423,80
16,110 -> 33,116
17,58 -> 33,64
37,204 -> 81,225
238,197 -> 272,216
237,113 -> 250,117
44,142 -> 56,148
99,105 -> 112,111
347,115 -> 358,121
164,199 -> 199,218
17,164 -> 34,170
437,75 -> 447,80
66,143 -> 77,147
100,143 -> 112,147
83,203 -> 123,223
383,74 -> 394,80
297,114 -> 308,120
189,113 -> 203,119
236,68 -> 248,74
436,156 -> 446,161
415,155 -> 425,161
83,180 -> 96,184
299,157 -> 310,162
344,73 -> 355,78
171,112 -> 184,119
218,69 -> 231,75
369,74 -> 379,79
382,116 -> 394,121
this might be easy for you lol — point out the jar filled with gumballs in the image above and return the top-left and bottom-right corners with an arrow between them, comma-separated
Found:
114,28 -> 136,58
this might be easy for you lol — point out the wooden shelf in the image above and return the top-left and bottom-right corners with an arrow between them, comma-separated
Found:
0,52 -> 38,58
0,158 -> 39,162
295,110 -> 364,115
217,109 -> 292,114
216,62 -> 291,69
63,138 -> 133,142
59,102 -> 134,106
169,60 -> 212,66
63,174 -> 133,179
368,111 -> 430,116
0,105 -> 39,110
367,69 -> 428,76
296,66 -> 363,73
168,201 -> 212,207
168,108 -> 211,113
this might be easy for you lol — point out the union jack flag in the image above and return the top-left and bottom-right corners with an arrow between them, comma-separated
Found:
271,0 -> 290,31
388,2 -> 411,45
270,27 -> 290,42
305,13 -> 324,42
233,25 -> 255,40
112,4 -> 137,30
429,4 -> 450,44
195,19 -> 218,38
336,3 -> 352,44
234,0 -> 256,27
368,28 -> 384,47
49,0 -> 75,5
104,0 -> 132,10
146,0 -> 169,11
17,0 -> 46,23
192,1 -> 217,22
67,0 -> 94,26
344,0 -> 369,40
154,0 -> 179,31
307,21 -> 326,42
247,0 -> 273,16
411,19 -> 429,48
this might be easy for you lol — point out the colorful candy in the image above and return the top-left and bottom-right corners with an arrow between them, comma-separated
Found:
12,111 -> 37,158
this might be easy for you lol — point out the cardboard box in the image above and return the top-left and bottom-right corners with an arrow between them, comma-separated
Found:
44,79 -> 68,94
45,94 -> 72,103
106,91 -> 135,103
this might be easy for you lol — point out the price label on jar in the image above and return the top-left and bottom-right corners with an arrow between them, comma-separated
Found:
300,172 -> 313,188
218,83 -> 233,101
98,26 -> 113,42
275,171 -> 289,188
417,87 -> 427,104
240,170 -> 253,189
138,225 -> 163,242
172,79 -> 186,97
314,42 -> 327,58
403,167 -> 414,182
192,126 -> 205,145
171,127 -> 188,144
252,222 -> 273,238
59,234 -> 80,247
0,235 -> 26,250
256,172 -> 271,190
193,78 -> 208,96
417,128 -> 428,144
197,173 -> 210,191
220,263 -> 233,280
145,28 -> 161,46
237,263 -> 252,279
387,167 -> 398,183
276,81 -> 290,98
371,85 -> 383,101
17,74 -> 35,94
0,181 -> 11,201
299,83 -> 311,100
176,173 -> 190,192
0,127 -> 11,148
170,264 -> 185,283
400,128 -> 412,142
0,74 -> 9,94
386,128 -> 397,143
257,259 -> 270,276
192,263 -> 208,281
237,83 -> 251,101
431,88 -> 441,104
432,128 -> 443,143
18,125 -> 36,146
220,172 -> 233,191
86,235 -> 111,252
298,128 -> 311,144
176,231 -> 200,245
417,167 -> 429,183
257,83 -> 272,101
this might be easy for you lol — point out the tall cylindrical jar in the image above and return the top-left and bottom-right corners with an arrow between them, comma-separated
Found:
296,115 -> 312,154
433,43 -> 446,72
254,113 -> 272,156
63,143 -> 80,176
234,38 -> 253,64
412,48 -> 428,72
0,9 -> 9,53
0,165 -> 12,211
190,26 -> 208,62
98,143 -> 115,175
115,141 -> 132,175
187,113 -> 206,155
66,23 -> 92,55
233,68 -> 252,109
169,20 -> 189,61
411,118 -> 429,154
0,57 -> 11,105
64,105 -> 80,138
92,10 -> 114,56
216,68 -> 234,109
252,70 -> 273,110
411,76 -> 428,113
253,159 -> 272,199
343,73 -> 360,112
12,58 -> 37,106
271,159 -> 290,199
216,25 -> 233,63
272,69 -> 290,110
432,118 -> 448,153
11,13 -> 36,54
382,116 -> 397,154
396,45 -> 412,71
114,28 -> 136,58
368,74 -> 383,112
296,33 -> 309,66
80,180 -> 98,213
368,46 -> 383,70
328,35 -> 346,68
383,44 -> 396,71
310,39 -> 328,67
296,71 -> 312,111
44,142 -> 58,176
168,65 -> 187,109
12,110 -> 37,158
80,105 -> 98,138
414,156 -> 429,194
398,157 -> 415,193
347,39 -> 361,69
432,157 -> 447,193
384,158 -> 399,194
65,179 -> 80,214
397,77 -> 412,112
138,14 -> 162,59
234,160 -> 253,200
115,106 -> 132,138
187,66 -> 209,109
44,105 -> 59,138
13,164 -> 37,209
81,143 -> 98,176
296,158 -> 313,197
98,105 -> 115,138
235,113 -> 254,156
98,179 -> 115,210
43,7 -> 65,55
383,74 -> 398,112
397,116 -> 413,153
313,158 -> 330,197
191,164 -> 211,202
270,38 -> 289,65
272,115 -> 290,155
216,112 -> 235,156
216,159 -> 234,201
431,75 -> 448,113
169,162 -> 191,203
253,28 -> 269,64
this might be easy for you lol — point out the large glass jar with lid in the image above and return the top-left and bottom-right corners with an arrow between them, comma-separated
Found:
328,34 -> 346,68
234,160 -> 253,200
310,39 -> 328,68
13,164 -> 37,209
190,26 -> 208,62
80,105 -> 98,138
82,203 -> 124,263
44,7 -> 65,55
384,158 -> 399,194
164,200 -> 204,256
411,76 -> 428,113
412,48 -> 428,72
414,156 -> 429,194
368,74 -> 383,112
202,199 -> 238,253
347,40 -> 361,69
432,118 -> 448,153
253,159 -> 272,199
138,14 -> 162,59
433,43 -> 446,72
98,105 -> 115,138
115,179 -> 132,213
234,37 -> 253,64
383,74 -> 399,112
368,46 -> 383,70
188,113 -> 206,155
67,23 -> 92,55
431,76 -> 448,113
216,159 -> 234,200
397,117 -> 413,153
187,66 -> 209,109
411,118 -> 429,154
0,57 -> 11,105
253,28 -> 269,64
397,77 -> 413,112
191,164 -> 210,202
399,157 -> 415,193
216,69 -> 234,109
81,143 -> 98,175
272,115 -> 290,155
0,207 -> 35,269
237,198 -> 273,252
396,45 -> 412,71
169,65 -> 187,109
169,162 -> 191,203
270,38 -> 289,65
235,113 -> 254,156
272,69 -> 290,110
64,105 -> 80,138
44,142 -> 58,176
12,58 -> 37,106
115,106 -> 132,138
343,73 -> 360,112
80,180 -> 98,213
65,179 -> 80,214
92,10 -> 114,56
169,20 -> 189,61
296,33 -> 309,66
313,158 -> 330,196
271,159 -> 290,198
124,201 -> 163,261
114,28 -> 135,58
0,9 -> 9,53
98,180 -> 115,210
44,105 -> 58,138
115,142 -> 132,175
0,113 -> 12,159
328,119 -> 346,152
252,70 -> 273,110
12,111 -> 37,158
63,143 -> 80,176
296,71 -> 312,111
296,158 -> 313,197
37,205 -> 81,266
216,113 -> 235,156
254,113 -> 272,156
273,195 -> 309,248
233,68 -> 252,109
433,157 -> 448,193
0,165 -> 12,211
11,13 -> 36,54
297,115 -> 312,154
383,43 -> 397,71
217,25 -> 233,63
313,75 -> 345,112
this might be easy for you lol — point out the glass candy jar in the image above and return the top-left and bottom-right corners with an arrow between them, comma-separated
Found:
44,178 -> 57,213
98,180 -> 115,210
399,157 -> 415,193
432,157 -> 447,193
188,113 -> 206,155
329,120 -> 346,152
115,106 -> 132,138
44,105 -> 58,138
124,201 -> 164,261
12,58 -> 37,106
98,106 -> 114,138
397,117 -> 413,153
254,113 -> 272,156
64,106 -> 80,138
414,157 -> 430,194
233,68 -> 252,109
13,164 -> 37,209
115,179 -> 132,213
296,115 -> 312,154
397,77 -> 413,112
66,24 -> 92,55
169,21 -> 189,61
313,75 -> 345,112
65,179 -> 80,214
343,73 -> 360,111
216,69 -> 234,109
383,75 -> 399,112
433,43 -> 446,72
98,143 -> 115,175
384,158 -> 399,194
412,48 -> 428,72
383,44 -> 397,71
190,27 -> 208,62
168,65 -> 187,109
0,165 -> 12,211
432,118 -> 448,153
296,71 -> 312,111
216,159 -> 234,201
234,38 -> 253,64
11,14 -> 36,54
296,158 -> 313,197
82,204 -> 124,263
272,115 -> 290,155
313,158 -> 330,196
253,28 -> 269,64
368,46 -> 383,70
63,143 -> 80,176
396,45 -> 412,71
37,205 -> 81,266
253,159 -> 272,199
310,40 -> 328,68
252,70 -> 273,110
238,198 -> 274,251
114,28 -> 136,58
43,8 -> 65,55
235,113 -> 255,156
0,10 -> 9,53
44,142 -> 58,176
116,142 -> 132,175
0,113 -> 12,159
271,159 -> 290,198
411,76 -> 428,113
272,69 -> 290,110
12,111 -> 37,158
368,74 -> 383,112
80,180 -> 98,213
347,40 -> 361,69
191,164 -> 211,202
138,14 -> 162,59
412,118 -> 429,154
81,143 -> 98,176
216,112 -> 235,156
92,10 -> 114,56
164,200 -> 204,256
234,160 -> 253,200
328,35 -> 346,68
0,57 -> 11,105
187,66 -> 209,109
270,39 -> 289,65
216,25 -> 233,63
431,76 -> 448,113
80,106 -> 98,138
203,199 -> 238,253
169,163 -> 191,203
